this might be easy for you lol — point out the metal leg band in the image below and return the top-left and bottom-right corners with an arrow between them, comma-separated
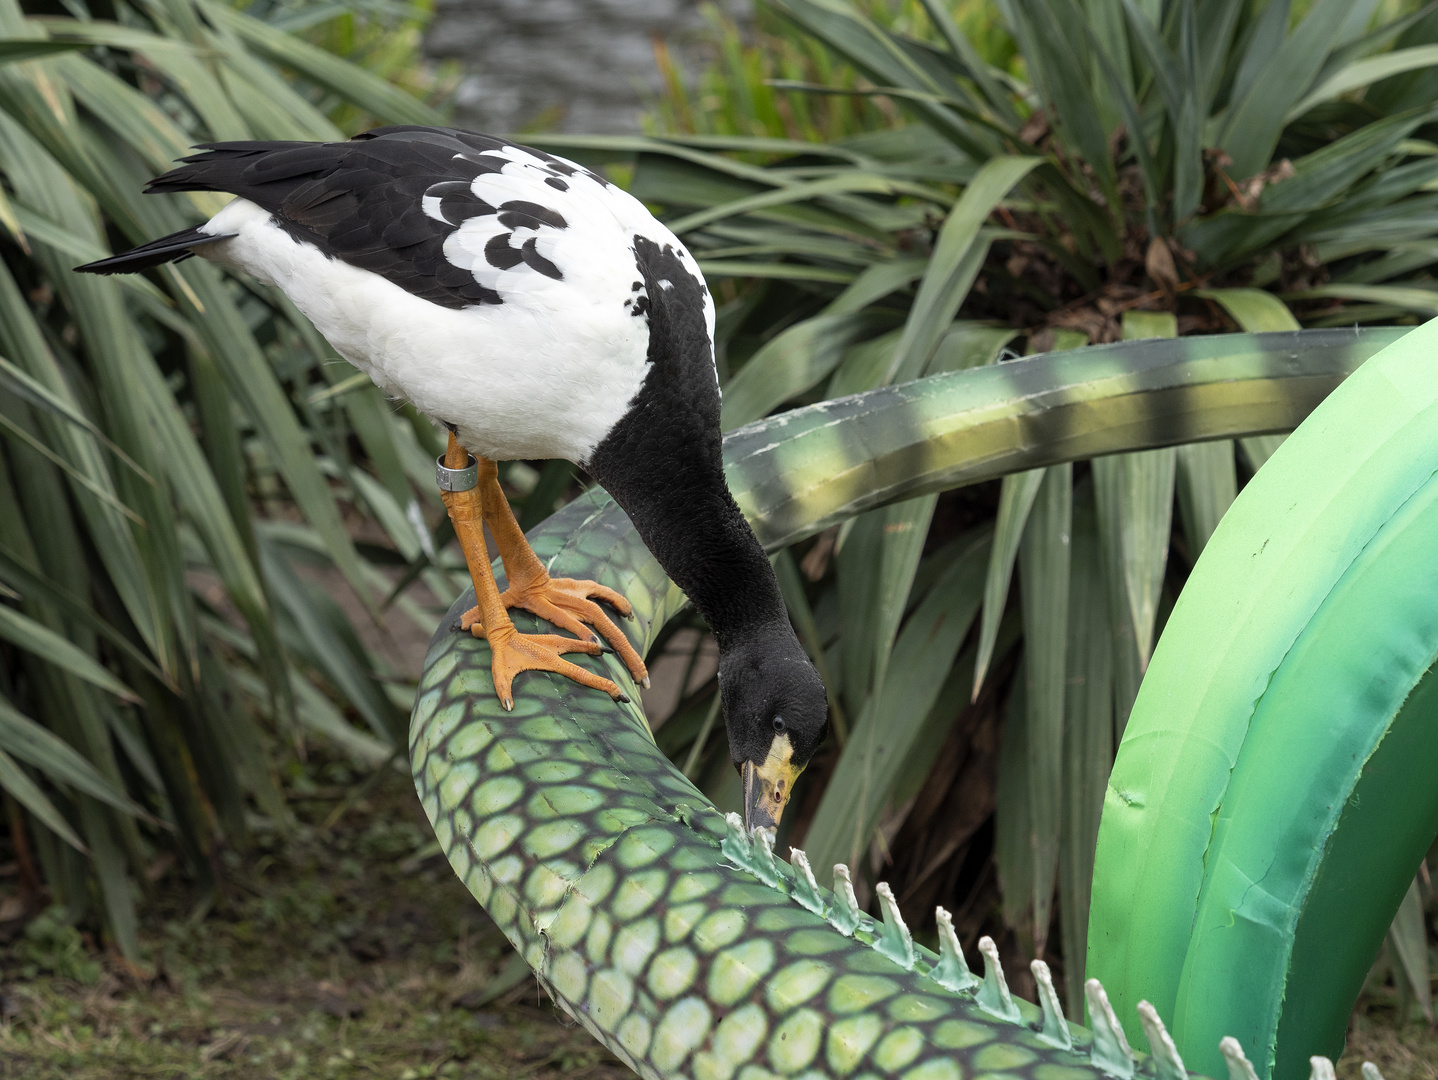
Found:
437,454 -> 480,493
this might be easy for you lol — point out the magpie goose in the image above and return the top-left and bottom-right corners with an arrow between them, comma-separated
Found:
77,125 -> 827,831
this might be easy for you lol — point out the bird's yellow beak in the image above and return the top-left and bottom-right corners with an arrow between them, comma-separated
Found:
741,733 -> 803,834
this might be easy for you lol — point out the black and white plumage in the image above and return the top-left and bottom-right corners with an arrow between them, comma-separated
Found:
79,125 -> 827,830
127,126 -> 707,465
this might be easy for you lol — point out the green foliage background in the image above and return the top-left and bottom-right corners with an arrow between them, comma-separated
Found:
0,0 -> 1431,1033
0,0 -> 472,962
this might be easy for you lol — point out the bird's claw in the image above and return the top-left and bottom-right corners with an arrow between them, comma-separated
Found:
499,576 -> 648,685
474,625 -> 619,706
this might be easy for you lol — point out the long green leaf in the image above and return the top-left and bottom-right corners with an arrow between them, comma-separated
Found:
1058,479 -> 1112,1019
803,527 -> 991,872
0,354 -> 153,485
0,40 -> 87,63
1289,43 -> 1438,119
916,0 -> 1019,125
1018,461 -> 1071,959
0,746 -> 85,852
1176,442 -> 1237,558
872,496 -> 939,695
0,543 -> 169,688
829,328 -> 903,398
720,313 -> 877,430
973,329 -> 1089,699
0,408 -> 144,526
0,604 -> 140,703
81,800 -> 139,958
973,469 -> 1044,698
994,663 -> 1032,936
1089,316 -> 1180,735
1288,282 -> 1438,314
260,538 -> 405,747
887,156 -> 1039,384
1001,0 -> 1121,211
1197,288 -> 1302,333
0,698 -> 149,819
668,173 -> 898,234
773,548 -> 848,746
41,18 -> 248,140
1095,442 -> 1175,669
769,0 -> 1006,162
0,109 -> 177,675
834,493 -> 937,712
172,258 -> 379,614
824,257 -> 927,315
1223,0 -> 1377,178
1240,435 -> 1288,474
198,0 -> 445,128
1387,875 -> 1434,1022
926,322 -> 1020,375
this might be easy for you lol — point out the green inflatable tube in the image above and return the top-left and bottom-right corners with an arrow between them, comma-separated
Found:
1088,319 -> 1438,1080
411,330 -> 1406,1080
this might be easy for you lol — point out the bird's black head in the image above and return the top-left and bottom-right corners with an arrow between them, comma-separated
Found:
718,622 -> 828,835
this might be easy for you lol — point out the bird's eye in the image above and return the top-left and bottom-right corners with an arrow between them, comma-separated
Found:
772,716 -> 785,733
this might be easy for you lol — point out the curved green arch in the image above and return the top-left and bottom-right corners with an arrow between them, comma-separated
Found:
410,329 -> 1405,1080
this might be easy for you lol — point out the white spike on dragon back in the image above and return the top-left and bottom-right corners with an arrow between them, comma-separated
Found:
787,846 -> 828,916
1031,959 -> 1074,1050
976,935 -> 1023,1023
707,829 -> 1395,1080
874,881 -> 916,968
830,862 -> 864,935
933,905 -> 980,993
1137,1000 -> 1188,1080
1086,977 -> 1137,1079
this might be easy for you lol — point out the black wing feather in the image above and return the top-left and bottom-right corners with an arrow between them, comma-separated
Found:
140,127 -> 593,309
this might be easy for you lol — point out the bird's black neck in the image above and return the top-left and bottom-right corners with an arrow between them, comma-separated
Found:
586,235 -> 789,650
590,423 -> 789,650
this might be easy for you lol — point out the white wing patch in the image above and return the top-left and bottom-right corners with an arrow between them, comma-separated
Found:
427,143 -> 712,327
430,145 -> 610,297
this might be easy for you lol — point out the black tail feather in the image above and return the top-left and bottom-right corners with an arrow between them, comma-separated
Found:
74,226 -> 233,275
145,141 -> 321,197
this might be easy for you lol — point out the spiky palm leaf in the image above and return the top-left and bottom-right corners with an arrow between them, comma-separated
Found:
0,0 -> 457,955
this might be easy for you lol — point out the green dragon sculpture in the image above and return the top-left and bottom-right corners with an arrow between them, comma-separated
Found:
411,329 -> 1414,1080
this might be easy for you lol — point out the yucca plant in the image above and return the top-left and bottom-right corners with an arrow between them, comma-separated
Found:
526,0 -> 1438,1014
648,0 -> 1012,142
0,0 -> 469,958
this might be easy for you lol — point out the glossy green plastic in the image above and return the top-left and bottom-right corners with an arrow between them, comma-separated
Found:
1089,318 -> 1438,1080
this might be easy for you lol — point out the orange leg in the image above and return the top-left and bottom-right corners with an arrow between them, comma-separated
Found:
440,434 -> 622,709
473,458 -> 650,689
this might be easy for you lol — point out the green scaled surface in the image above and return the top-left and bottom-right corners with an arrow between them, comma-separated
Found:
1089,318 -> 1438,1080
412,330 -> 1399,1080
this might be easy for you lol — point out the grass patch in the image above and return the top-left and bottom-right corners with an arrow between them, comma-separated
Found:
0,751 -> 628,1080
0,746 -> 1429,1079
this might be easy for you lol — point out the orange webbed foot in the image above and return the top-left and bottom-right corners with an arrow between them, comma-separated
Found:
498,577 -> 650,688
461,620 -> 622,709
